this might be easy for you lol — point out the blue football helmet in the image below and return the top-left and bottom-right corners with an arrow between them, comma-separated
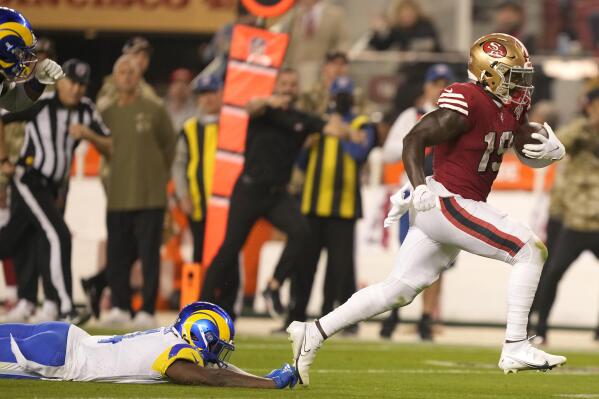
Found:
0,7 -> 37,83
173,301 -> 235,366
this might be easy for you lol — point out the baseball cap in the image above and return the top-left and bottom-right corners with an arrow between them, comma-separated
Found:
330,76 -> 354,95
425,64 -> 455,83
193,75 -> 222,94
325,51 -> 349,64
62,59 -> 91,85
170,68 -> 193,84
122,36 -> 153,55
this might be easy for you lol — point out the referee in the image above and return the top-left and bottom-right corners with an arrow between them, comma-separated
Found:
201,68 -> 347,319
0,59 -> 112,323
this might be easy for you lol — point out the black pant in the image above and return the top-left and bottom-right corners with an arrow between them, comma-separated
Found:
201,177 -> 310,319
106,209 -> 164,314
535,226 -> 599,334
287,216 -> 356,324
0,168 -> 72,313
189,219 -> 205,264
530,217 -> 563,315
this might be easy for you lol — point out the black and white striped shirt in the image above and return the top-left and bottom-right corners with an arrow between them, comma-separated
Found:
1,91 -> 110,183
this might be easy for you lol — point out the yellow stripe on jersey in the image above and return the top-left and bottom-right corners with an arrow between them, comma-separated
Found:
339,152 -> 357,218
0,22 -> 35,47
316,137 -> 338,216
203,123 -> 218,201
152,343 -> 204,375
338,117 -> 366,218
301,136 -> 320,215
184,119 -> 202,221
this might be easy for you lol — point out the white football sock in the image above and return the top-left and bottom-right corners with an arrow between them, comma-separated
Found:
505,239 -> 545,342
319,277 -> 418,338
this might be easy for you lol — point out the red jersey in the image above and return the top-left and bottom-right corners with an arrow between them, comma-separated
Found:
433,82 -> 525,202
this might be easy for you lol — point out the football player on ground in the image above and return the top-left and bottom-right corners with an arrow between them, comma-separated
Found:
287,33 -> 567,385
0,302 -> 298,388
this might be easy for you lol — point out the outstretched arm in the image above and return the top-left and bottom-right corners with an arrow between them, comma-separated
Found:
402,108 -> 469,188
166,360 -> 276,388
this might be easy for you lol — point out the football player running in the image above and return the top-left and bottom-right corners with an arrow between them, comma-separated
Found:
287,33 -> 566,386
0,7 -> 64,113
0,302 -> 298,389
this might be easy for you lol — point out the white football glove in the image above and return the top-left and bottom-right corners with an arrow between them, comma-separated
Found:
383,184 -> 412,228
521,122 -> 565,161
412,184 -> 438,212
34,59 -> 65,85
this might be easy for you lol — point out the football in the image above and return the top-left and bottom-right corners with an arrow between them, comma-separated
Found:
513,122 -> 552,168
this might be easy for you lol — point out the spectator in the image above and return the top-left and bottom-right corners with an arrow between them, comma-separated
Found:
200,68 -> 347,320
379,64 -> 455,341
100,55 -> 176,329
97,36 -> 160,110
369,0 -> 442,52
172,75 -> 222,264
284,77 -> 376,333
299,51 -> 349,115
165,68 -> 197,131
532,87 -> 599,344
0,59 -> 111,324
493,1 -> 536,54
275,0 -> 348,90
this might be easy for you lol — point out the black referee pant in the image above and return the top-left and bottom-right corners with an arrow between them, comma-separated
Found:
189,219 -> 206,264
534,226 -> 599,336
287,216 -> 356,324
201,176 -> 310,319
0,167 -> 73,313
106,209 -> 164,315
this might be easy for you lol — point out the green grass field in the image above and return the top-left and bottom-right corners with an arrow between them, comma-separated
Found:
3,334 -> 599,399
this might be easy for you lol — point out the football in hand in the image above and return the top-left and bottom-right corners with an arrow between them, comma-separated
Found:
513,122 -> 552,168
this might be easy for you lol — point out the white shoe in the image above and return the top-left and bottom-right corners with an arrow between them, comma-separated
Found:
29,301 -> 59,323
287,321 -> 324,386
131,311 -> 157,330
0,299 -> 34,323
99,307 -> 131,327
499,339 -> 567,374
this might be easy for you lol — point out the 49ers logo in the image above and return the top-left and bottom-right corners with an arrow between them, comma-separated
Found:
482,41 -> 507,58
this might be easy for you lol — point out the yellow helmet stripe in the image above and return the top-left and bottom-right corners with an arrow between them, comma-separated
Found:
0,22 -> 34,47
183,310 -> 231,342
0,57 -> 13,68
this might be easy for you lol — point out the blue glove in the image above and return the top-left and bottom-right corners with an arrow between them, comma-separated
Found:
265,363 -> 299,389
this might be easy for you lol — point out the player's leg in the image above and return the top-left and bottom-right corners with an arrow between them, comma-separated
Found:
428,196 -> 565,372
288,226 -> 458,385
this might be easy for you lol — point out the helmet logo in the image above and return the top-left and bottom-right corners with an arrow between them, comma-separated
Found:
482,41 -> 507,58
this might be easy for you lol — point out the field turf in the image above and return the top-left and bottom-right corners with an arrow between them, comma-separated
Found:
2,333 -> 599,399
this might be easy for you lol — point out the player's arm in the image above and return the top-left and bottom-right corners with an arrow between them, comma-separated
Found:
0,60 -> 64,112
402,108 -> 470,188
166,360 -> 276,388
